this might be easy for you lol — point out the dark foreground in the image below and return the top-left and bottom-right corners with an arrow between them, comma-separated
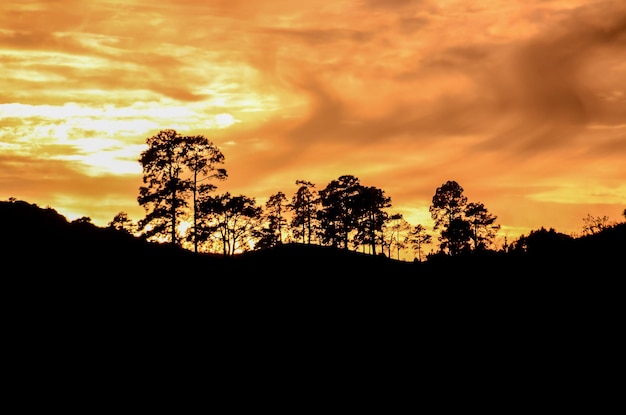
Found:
3,199 -> 622,408
2,199 -> 623,306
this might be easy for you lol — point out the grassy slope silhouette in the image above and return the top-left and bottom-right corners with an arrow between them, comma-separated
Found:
2,199 -> 623,281
6,199 -> 622,404
3,198 -> 623,359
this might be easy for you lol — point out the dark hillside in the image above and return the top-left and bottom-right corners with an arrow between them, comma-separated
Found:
2,199 -> 623,352
2,199 -> 623,292
0,199 -> 221,275
229,243 -> 416,276
1,199 -> 418,278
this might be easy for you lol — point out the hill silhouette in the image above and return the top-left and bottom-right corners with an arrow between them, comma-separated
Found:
0,199 -> 419,276
3,198 -> 622,357
2,199 -> 624,279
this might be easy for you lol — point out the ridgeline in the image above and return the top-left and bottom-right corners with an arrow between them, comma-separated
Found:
2,198 -> 623,281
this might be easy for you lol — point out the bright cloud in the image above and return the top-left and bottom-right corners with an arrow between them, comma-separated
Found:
0,0 -> 624,243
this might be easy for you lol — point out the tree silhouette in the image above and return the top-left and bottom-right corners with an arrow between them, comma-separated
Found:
197,193 -> 261,256
317,175 -> 362,249
138,129 -> 190,245
430,180 -> 467,229
137,129 -> 226,247
378,216 -> 394,257
378,213 -> 400,257
393,215 -> 412,260
289,180 -> 318,244
71,216 -> 92,224
255,191 -> 287,249
429,180 -> 468,255
352,185 -> 391,256
108,212 -> 135,234
379,213 -> 411,259
407,224 -> 432,262
582,214 -> 611,236
428,181 -> 500,255
183,134 -> 227,253
465,202 -> 500,250
511,227 -> 573,256
440,217 -> 472,255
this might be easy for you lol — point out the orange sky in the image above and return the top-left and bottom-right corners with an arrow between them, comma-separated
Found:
1,0 -> 625,249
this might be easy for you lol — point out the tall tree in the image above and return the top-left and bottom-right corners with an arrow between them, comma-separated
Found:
137,129 -> 226,248
317,175 -> 361,249
138,129 -> 189,245
429,180 -> 468,255
440,217 -> 473,255
289,180 -> 318,244
352,185 -> 391,256
379,214 -> 401,257
465,202 -> 500,250
182,134 -> 227,253
407,224 -> 432,262
259,191 -> 288,248
386,213 -> 411,260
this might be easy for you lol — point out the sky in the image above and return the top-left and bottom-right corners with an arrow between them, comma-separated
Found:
1,0 -> 625,249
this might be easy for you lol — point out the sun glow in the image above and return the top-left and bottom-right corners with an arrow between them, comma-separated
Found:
1,0 -> 624,245
215,113 -> 236,128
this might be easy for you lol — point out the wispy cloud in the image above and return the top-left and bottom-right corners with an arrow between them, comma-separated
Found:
1,0 -> 624,236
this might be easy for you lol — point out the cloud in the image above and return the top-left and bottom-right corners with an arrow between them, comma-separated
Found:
470,1 -> 626,155
0,151 -> 144,223
361,0 -> 429,10
1,0 -> 625,237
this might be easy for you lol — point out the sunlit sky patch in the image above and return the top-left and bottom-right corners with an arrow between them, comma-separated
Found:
1,0 -> 624,246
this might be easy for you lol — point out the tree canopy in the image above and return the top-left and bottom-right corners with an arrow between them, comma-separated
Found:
137,129 -> 226,247
132,132 -> 512,260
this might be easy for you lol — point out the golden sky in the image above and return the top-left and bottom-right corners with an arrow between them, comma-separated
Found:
1,0 -> 625,246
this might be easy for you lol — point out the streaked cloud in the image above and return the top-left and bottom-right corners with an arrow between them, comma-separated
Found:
1,0 -> 624,239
